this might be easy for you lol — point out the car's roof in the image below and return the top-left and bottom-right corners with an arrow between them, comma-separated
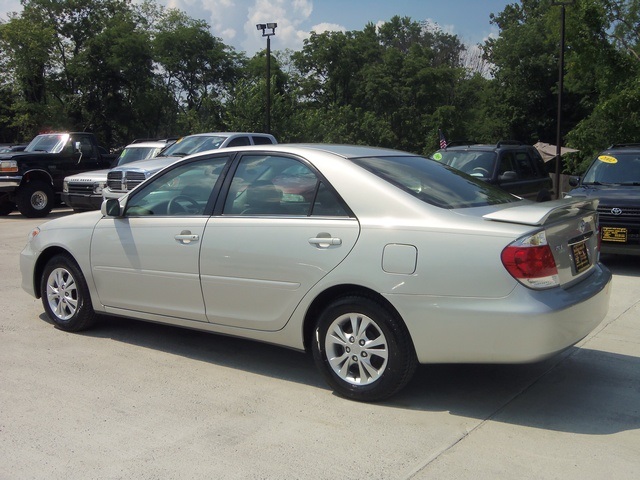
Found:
602,144 -> 640,154
222,143 -> 416,159
439,143 -> 531,152
124,141 -> 167,149
110,144 -> 412,173
184,132 -> 276,138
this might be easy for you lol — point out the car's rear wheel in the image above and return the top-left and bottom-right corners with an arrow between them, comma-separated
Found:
312,296 -> 417,402
40,254 -> 96,332
17,181 -> 54,217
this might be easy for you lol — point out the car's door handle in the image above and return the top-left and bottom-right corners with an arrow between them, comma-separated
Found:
175,231 -> 199,244
309,236 -> 342,247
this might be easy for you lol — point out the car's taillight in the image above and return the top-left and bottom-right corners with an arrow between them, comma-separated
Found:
501,231 -> 559,289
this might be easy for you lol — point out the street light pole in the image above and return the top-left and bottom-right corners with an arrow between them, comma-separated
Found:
256,23 -> 277,134
551,1 -> 574,199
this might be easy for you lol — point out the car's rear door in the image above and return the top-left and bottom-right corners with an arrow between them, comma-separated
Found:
199,153 -> 360,331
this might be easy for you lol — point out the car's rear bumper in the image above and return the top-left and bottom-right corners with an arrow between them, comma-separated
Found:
388,263 -> 612,364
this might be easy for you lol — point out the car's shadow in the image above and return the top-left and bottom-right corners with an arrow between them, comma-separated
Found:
45,310 -> 640,437
600,253 -> 640,277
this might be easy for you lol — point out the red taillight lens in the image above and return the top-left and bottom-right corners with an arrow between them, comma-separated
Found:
501,231 -> 559,289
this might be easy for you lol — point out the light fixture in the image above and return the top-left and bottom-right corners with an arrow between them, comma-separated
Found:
256,22 -> 278,134
551,1 -> 575,199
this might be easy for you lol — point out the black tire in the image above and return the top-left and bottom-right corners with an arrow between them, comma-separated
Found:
0,200 -> 13,216
312,296 -> 417,402
16,180 -> 54,218
40,254 -> 96,332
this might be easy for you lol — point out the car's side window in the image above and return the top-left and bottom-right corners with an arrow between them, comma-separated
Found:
227,136 -> 251,147
124,156 -> 228,217
311,182 -> 349,216
252,136 -> 274,145
498,152 -> 516,176
223,155 -> 317,215
222,155 -> 349,216
514,152 -> 536,179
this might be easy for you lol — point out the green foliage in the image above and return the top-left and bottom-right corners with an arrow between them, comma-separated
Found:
0,0 -> 638,161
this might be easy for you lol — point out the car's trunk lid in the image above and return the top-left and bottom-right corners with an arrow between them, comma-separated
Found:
484,198 -> 600,288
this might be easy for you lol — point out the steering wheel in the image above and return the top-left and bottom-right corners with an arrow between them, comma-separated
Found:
471,167 -> 489,176
167,195 -> 200,215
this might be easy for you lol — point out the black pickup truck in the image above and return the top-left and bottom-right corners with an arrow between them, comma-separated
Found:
0,132 -> 115,217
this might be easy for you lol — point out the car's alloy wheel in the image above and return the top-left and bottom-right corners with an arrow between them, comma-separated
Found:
312,296 -> 417,402
41,254 -> 96,332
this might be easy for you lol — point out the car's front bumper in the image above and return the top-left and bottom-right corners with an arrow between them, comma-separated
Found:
387,263 -> 612,364
0,176 -> 21,191
62,192 -> 103,211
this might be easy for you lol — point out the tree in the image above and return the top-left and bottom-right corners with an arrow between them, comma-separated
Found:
153,8 -> 242,133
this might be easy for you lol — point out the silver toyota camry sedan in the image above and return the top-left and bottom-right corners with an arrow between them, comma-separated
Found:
21,144 -> 612,401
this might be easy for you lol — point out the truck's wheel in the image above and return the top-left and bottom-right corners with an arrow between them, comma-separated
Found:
0,200 -> 14,216
16,181 -> 54,218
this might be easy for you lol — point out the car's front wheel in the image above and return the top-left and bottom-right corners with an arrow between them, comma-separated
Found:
312,296 -> 417,402
17,180 -> 54,217
40,254 -> 96,332
0,199 -> 13,216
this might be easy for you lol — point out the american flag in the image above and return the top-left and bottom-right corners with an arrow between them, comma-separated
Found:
439,129 -> 448,149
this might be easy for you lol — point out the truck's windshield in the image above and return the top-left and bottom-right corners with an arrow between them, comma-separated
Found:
25,134 -> 70,154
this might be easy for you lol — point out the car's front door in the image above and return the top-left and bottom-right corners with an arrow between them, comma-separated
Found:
91,155 -> 229,321
200,154 -> 360,331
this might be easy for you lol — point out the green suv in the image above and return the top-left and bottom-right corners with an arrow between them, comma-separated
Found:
431,141 -> 553,202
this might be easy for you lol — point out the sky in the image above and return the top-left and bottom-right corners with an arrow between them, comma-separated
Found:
1,0 -> 514,55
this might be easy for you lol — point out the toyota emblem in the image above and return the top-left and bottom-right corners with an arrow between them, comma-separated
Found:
578,220 -> 586,233
611,207 -> 623,216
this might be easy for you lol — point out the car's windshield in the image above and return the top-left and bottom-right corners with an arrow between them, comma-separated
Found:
431,150 -> 497,177
583,153 -> 640,185
24,134 -> 69,153
158,135 -> 226,157
351,155 -> 519,208
116,146 -> 163,166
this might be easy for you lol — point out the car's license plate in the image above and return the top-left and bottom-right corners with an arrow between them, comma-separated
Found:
571,240 -> 590,274
602,226 -> 627,243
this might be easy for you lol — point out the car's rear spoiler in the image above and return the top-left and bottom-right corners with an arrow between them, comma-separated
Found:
483,198 -> 599,226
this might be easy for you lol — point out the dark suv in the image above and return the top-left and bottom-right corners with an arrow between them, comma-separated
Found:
431,141 -> 553,201
566,144 -> 640,255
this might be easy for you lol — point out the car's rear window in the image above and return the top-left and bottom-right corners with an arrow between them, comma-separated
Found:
351,155 -> 519,209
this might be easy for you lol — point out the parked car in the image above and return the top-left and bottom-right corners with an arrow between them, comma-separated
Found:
431,141 -> 553,201
0,144 -> 28,153
0,132 -> 116,217
62,141 -> 169,212
103,132 -> 277,199
21,144 -> 611,401
566,143 -> 640,255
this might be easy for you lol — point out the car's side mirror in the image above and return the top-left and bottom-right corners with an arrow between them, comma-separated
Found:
102,198 -> 122,217
499,171 -> 518,182
569,176 -> 581,187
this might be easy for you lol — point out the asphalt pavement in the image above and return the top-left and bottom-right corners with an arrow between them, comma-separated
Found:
1,209 -> 638,479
